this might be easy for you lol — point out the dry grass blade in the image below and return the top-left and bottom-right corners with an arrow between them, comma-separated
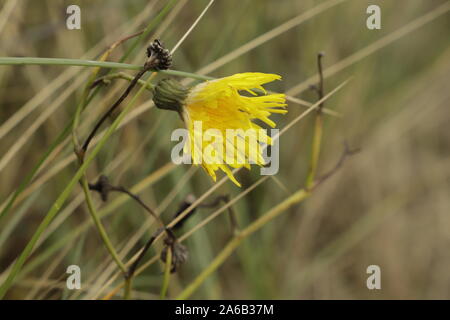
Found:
0,0 -> 17,34
195,0 -> 348,76
170,0 -> 215,54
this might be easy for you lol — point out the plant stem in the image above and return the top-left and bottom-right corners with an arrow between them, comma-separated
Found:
160,247 -> 172,300
305,114 -> 323,188
123,277 -> 132,300
81,68 -> 149,154
91,72 -> 155,91
79,178 -> 127,274
305,53 -> 325,188
0,57 -> 213,81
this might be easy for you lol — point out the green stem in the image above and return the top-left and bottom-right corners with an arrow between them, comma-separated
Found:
160,247 -> 172,300
70,55 -> 128,278
94,72 -> 155,91
305,114 -> 323,188
124,277 -> 132,300
306,53 -> 325,188
72,72 -> 95,152
0,57 -> 213,81
80,178 -> 127,273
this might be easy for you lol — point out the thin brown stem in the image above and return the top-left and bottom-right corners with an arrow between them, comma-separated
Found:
125,194 -> 234,278
87,175 -> 177,279
126,231 -> 161,278
317,52 -> 325,112
81,67 -> 148,155
312,142 -> 360,189
305,52 -> 326,188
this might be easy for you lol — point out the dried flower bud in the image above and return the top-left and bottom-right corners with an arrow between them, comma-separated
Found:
160,237 -> 189,273
146,39 -> 172,70
88,175 -> 112,202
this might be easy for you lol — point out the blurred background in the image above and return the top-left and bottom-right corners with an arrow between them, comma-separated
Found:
0,0 -> 449,299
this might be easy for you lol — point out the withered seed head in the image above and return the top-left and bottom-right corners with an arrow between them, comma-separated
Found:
88,175 -> 112,202
160,237 -> 189,273
145,39 -> 172,70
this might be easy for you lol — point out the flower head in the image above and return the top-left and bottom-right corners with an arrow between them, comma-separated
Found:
145,39 -> 172,70
153,72 -> 287,186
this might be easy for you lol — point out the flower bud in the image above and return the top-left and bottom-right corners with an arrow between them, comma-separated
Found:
152,79 -> 189,112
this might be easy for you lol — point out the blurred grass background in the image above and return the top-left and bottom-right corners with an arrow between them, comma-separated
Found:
0,0 -> 449,299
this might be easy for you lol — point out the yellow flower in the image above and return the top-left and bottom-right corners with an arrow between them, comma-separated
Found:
153,73 -> 287,187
